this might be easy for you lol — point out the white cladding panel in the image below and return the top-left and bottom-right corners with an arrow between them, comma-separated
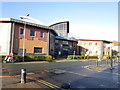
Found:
0,23 -> 11,55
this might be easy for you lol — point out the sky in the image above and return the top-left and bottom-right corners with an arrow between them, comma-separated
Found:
1,2 -> 118,41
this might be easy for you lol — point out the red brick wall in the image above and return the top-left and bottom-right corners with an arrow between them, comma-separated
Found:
13,23 -> 49,54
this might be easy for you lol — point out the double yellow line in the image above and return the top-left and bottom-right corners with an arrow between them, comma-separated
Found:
1,76 -> 60,89
26,76 -> 59,89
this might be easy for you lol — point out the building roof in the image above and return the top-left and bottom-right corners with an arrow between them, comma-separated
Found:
78,39 -> 112,43
48,19 -> 69,26
55,36 -> 78,42
49,21 -> 69,27
0,18 -> 58,36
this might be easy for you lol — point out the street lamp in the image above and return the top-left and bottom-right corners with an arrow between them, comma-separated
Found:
73,50 -> 76,60
109,43 -> 114,70
22,23 -> 26,62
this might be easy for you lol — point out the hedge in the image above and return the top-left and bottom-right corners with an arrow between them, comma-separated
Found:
67,55 -> 98,60
103,55 -> 119,59
112,55 -> 119,59
2,55 -> 52,62
103,56 -> 110,59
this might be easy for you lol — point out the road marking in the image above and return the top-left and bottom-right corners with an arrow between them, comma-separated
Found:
66,71 -> 87,77
1,76 -> 59,89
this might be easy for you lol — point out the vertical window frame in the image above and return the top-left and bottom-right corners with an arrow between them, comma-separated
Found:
40,32 -> 44,38
30,30 -> 35,36
20,28 -> 24,35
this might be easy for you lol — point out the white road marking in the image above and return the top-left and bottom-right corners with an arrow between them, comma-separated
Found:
66,71 -> 87,77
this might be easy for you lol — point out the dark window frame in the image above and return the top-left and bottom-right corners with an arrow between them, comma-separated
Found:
30,30 -> 35,36
34,47 -> 42,53
20,29 -> 24,35
40,32 -> 44,38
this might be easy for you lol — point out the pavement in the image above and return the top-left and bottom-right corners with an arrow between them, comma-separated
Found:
2,76 -> 41,88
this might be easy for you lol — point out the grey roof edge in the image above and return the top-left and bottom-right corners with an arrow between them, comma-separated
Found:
0,18 -> 58,36
55,36 -> 78,42
49,21 -> 69,27
77,39 -> 112,43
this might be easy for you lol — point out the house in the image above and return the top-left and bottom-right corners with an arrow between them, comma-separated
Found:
0,17 -> 57,56
77,39 -> 112,57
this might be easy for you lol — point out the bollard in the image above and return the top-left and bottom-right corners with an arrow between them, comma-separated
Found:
96,60 -> 98,66
21,69 -> 26,84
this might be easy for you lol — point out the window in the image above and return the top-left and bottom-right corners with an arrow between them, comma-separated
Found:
63,41 -> 68,44
34,47 -> 42,53
40,32 -> 44,38
95,43 -> 98,46
55,40 -> 59,43
30,30 -> 35,36
89,51 -> 92,54
20,29 -> 24,35
89,43 -> 92,46
95,51 -> 98,54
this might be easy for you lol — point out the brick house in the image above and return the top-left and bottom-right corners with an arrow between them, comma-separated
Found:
0,18 -> 57,56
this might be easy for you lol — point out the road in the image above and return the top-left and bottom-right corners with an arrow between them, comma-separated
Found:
2,60 -> 120,89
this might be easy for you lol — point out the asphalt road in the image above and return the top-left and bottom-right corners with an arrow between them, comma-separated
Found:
2,60 -> 120,89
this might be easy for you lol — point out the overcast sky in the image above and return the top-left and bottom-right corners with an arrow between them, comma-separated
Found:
1,2 -> 118,41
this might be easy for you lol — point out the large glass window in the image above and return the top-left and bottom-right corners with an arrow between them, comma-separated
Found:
40,32 -> 44,38
20,29 -> 24,35
30,30 -> 35,36
55,40 -> 59,43
34,47 -> 42,53
63,41 -> 68,44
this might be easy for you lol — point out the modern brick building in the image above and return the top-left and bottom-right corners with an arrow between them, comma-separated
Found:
0,17 -> 79,58
54,36 -> 78,57
49,20 -> 79,57
0,18 -> 57,56
77,39 -> 112,57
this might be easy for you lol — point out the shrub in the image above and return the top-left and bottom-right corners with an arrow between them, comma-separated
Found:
87,56 -> 98,59
13,55 -> 52,62
81,52 -> 85,56
103,56 -> 110,59
67,55 -> 74,59
14,55 -> 23,62
67,55 -> 98,60
44,55 -> 52,62
112,55 -> 118,59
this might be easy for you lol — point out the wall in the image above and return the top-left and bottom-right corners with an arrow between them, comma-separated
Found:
13,23 -> 48,54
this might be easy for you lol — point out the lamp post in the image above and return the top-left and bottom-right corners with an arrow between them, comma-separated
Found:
73,50 -> 75,60
110,43 -> 113,70
22,23 -> 26,62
